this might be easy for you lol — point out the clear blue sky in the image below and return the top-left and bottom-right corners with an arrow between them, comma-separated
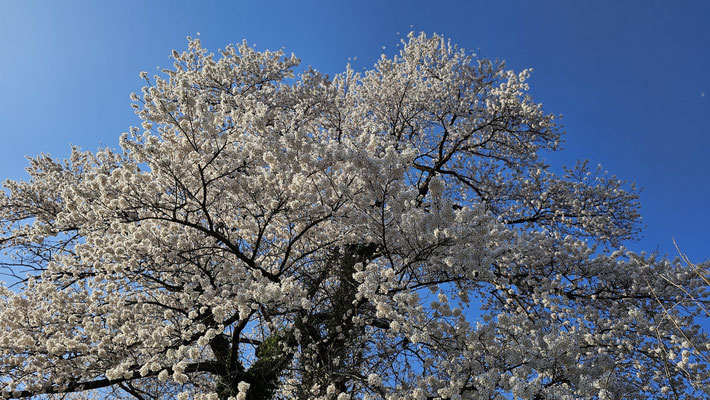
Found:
1,0 -> 708,262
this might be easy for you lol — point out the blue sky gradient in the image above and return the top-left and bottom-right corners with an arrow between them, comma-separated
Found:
1,0 -> 708,261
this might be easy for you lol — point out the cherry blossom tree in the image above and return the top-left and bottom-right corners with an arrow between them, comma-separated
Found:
1,33 -> 708,400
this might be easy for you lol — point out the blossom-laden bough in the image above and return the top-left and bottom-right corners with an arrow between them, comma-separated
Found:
1,33 -> 708,400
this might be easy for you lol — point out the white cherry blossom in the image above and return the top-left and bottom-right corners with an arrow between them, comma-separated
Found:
1,33 -> 708,400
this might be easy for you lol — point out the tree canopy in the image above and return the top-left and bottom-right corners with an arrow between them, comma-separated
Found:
1,33 -> 708,400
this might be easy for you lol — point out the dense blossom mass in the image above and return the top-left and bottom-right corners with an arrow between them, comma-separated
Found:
1,33 -> 708,399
